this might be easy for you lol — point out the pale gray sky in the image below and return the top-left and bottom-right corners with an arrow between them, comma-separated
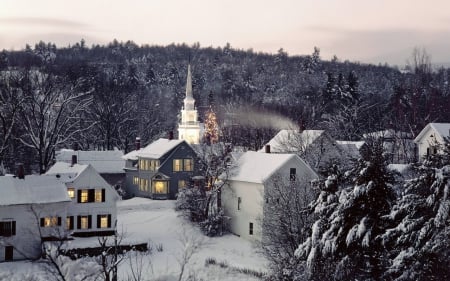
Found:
1,0 -> 449,65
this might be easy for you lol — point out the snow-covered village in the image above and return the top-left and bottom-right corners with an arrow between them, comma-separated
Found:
1,1 -> 450,281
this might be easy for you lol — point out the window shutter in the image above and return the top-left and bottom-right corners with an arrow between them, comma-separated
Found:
88,189 -> 95,202
77,190 -> 82,203
0,222 -> 4,236
57,217 -> 61,226
107,215 -> 112,228
40,218 -> 45,227
12,221 -> 16,235
77,216 -> 81,229
97,215 -> 101,228
102,189 -> 106,202
69,216 -> 74,230
88,215 -> 92,229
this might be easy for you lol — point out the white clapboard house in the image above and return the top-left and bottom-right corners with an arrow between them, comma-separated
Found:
222,150 -> 318,241
46,156 -> 120,237
0,173 -> 70,261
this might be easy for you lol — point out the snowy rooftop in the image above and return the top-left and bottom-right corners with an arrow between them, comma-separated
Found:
0,175 -> 70,206
55,149 -> 125,174
414,123 -> 450,143
122,138 -> 184,160
228,151 -> 298,184
259,129 -> 324,153
363,129 -> 413,139
45,162 -> 89,182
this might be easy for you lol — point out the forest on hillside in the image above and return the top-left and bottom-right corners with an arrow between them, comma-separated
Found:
0,40 -> 449,174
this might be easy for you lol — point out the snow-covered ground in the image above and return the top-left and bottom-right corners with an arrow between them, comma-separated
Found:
0,198 -> 268,281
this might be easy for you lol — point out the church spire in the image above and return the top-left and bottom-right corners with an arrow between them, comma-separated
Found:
184,64 -> 195,110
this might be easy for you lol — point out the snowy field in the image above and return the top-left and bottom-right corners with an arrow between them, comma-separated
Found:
0,198 -> 268,281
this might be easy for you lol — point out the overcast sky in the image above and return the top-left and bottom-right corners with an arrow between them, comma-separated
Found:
1,0 -> 449,66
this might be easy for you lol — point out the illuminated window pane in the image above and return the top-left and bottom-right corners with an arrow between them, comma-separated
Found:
81,190 -> 88,203
173,159 -> 182,172
80,216 -> 88,229
66,217 -> 71,230
133,176 -> 139,185
67,188 -> 75,199
184,159 -> 193,171
139,178 -> 149,192
95,190 -> 103,202
100,215 -> 108,228
43,217 -> 58,227
178,180 -> 186,190
152,181 -> 168,194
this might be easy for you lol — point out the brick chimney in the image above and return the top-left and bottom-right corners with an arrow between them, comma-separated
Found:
71,155 -> 77,166
17,163 -> 25,179
168,131 -> 174,140
135,137 -> 141,151
265,145 -> 271,153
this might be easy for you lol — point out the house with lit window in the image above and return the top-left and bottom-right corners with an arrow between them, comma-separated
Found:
122,137 -> 200,199
222,150 -> 318,241
0,174 -> 70,261
414,123 -> 450,161
46,158 -> 120,237
55,149 -> 125,189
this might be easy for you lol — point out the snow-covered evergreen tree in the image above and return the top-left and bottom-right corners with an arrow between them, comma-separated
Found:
296,140 -> 396,280
382,137 -> 450,281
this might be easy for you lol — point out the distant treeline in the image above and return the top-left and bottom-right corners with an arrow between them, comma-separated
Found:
0,40 -> 449,173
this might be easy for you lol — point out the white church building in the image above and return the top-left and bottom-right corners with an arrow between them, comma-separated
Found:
178,64 -> 202,145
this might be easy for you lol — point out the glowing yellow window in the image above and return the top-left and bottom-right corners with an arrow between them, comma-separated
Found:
99,215 -> 108,228
173,159 -> 182,172
80,190 -> 88,203
152,181 -> 168,194
184,159 -> 193,171
95,190 -> 103,202
178,180 -> 187,190
80,216 -> 89,229
67,188 -> 75,199
133,176 -> 139,185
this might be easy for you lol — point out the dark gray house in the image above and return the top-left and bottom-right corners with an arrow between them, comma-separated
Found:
122,137 -> 200,199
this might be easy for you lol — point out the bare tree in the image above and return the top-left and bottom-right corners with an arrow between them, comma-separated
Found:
16,69 -> 94,173
0,71 -> 24,171
175,227 -> 204,281
261,174 -> 318,280
407,47 -> 432,76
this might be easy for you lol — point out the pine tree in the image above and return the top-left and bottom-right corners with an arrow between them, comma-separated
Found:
382,137 -> 450,280
296,140 -> 396,280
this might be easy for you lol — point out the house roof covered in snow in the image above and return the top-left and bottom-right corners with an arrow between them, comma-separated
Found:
122,138 -> 185,160
259,129 -> 325,153
414,123 -> 450,143
45,162 -> 89,182
55,149 -> 125,174
0,175 -> 70,206
227,151 -> 308,184
363,129 -> 413,139
335,140 -> 364,158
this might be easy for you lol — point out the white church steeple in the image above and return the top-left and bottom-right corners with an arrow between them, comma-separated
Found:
178,64 -> 201,144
